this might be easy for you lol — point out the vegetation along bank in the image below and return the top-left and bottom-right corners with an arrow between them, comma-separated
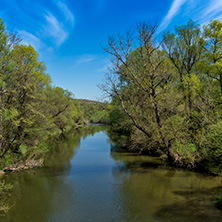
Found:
101,19 -> 222,175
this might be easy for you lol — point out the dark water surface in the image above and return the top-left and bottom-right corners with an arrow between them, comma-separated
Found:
2,125 -> 222,222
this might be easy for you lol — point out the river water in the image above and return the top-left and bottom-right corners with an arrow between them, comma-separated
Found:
2,125 -> 222,221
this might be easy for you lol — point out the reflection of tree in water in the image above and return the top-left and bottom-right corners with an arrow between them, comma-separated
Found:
2,125 -> 109,221
44,125 -> 109,172
107,127 -> 130,150
3,171 -> 68,221
110,152 -> 163,173
80,124 -> 109,139
155,186 -> 222,222
0,180 -> 13,216
110,151 -> 222,222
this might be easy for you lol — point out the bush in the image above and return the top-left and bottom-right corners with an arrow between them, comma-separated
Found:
171,141 -> 199,167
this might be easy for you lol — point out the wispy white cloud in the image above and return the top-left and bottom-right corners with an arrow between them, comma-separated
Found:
95,56 -> 111,73
213,14 -> 222,21
56,0 -> 74,26
17,30 -> 44,51
75,55 -> 97,65
2,1 -> 74,48
97,64 -> 110,73
157,0 -> 222,33
44,11 -> 69,47
203,0 -> 222,18
76,57 -> 95,64
158,0 -> 187,32
199,0 -> 222,25
17,30 -> 56,59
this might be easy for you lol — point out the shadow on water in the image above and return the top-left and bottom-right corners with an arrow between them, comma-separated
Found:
111,156 -> 163,174
110,149 -> 169,174
110,144 -> 222,222
155,186 -> 222,222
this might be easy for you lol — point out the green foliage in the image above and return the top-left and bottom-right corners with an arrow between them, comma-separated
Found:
0,18 -> 84,168
204,121 -> 222,150
199,120 -> 222,170
90,110 -> 109,123
103,19 -> 222,173
44,86 -> 84,133
0,152 -> 13,168
214,191 -> 222,210
171,142 -> 199,167
79,99 -> 110,124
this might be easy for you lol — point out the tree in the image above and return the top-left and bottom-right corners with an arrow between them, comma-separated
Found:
163,20 -> 205,114
102,19 -> 222,169
202,20 -> 222,97
102,22 -> 176,152
0,17 -> 84,168
44,86 -> 83,133
0,44 -> 51,158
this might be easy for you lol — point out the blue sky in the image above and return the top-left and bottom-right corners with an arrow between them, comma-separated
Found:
1,0 -> 222,100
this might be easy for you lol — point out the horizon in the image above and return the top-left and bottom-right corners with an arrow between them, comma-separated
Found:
1,0 -> 222,100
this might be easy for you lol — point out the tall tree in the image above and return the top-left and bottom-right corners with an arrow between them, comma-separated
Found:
102,22 -> 175,151
0,44 -> 51,158
202,20 -> 222,97
163,20 -> 205,114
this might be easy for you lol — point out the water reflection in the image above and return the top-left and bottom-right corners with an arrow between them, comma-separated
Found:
110,152 -> 222,221
3,125 -> 108,222
1,125 -> 222,222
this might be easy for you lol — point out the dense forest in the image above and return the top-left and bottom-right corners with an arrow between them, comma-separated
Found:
102,19 -> 222,174
0,18 -> 85,169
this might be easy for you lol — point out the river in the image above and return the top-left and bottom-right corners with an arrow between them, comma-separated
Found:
2,125 -> 222,222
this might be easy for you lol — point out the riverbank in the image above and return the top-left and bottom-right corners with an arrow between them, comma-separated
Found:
124,145 -> 222,176
1,124 -> 86,173
3,158 -> 44,172
108,130 -> 222,176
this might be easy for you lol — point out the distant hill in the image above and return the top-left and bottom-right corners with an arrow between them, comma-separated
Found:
77,99 -> 110,124
78,99 -> 105,106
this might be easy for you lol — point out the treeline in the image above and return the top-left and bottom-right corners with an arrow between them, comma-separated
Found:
0,18 -> 83,168
79,99 -> 110,124
102,20 -> 222,173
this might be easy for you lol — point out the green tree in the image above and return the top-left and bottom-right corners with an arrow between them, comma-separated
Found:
0,44 -> 51,159
102,22 -> 176,154
103,19 -> 222,170
202,20 -> 222,96
45,86 -> 83,134
0,17 -> 84,168
163,20 -> 205,114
